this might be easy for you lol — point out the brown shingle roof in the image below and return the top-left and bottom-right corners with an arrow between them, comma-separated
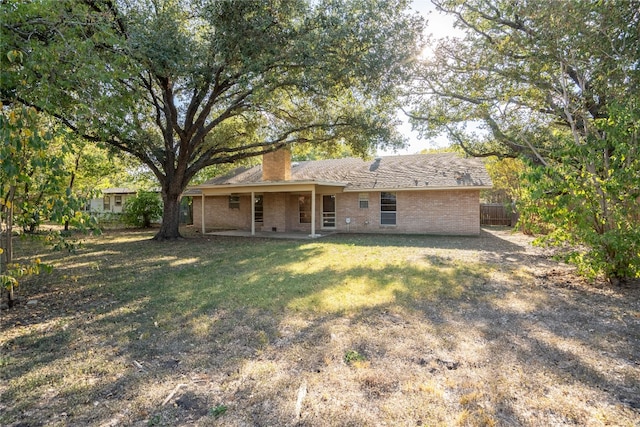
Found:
200,153 -> 492,190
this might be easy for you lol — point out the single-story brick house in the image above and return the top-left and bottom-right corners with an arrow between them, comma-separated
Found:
187,150 -> 492,236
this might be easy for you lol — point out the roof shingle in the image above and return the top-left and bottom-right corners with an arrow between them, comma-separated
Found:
199,153 -> 492,190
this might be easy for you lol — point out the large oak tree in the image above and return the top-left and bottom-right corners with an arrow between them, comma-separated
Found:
2,0 -> 423,239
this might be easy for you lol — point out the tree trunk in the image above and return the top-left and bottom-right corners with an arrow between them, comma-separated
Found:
64,153 -> 81,232
153,188 -> 182,240
6,186 -> 15,307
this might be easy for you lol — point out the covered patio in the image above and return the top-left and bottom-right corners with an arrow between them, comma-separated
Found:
189,180 -> 346,238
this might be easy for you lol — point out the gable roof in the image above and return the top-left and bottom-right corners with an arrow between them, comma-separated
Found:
194,153 -> 492,192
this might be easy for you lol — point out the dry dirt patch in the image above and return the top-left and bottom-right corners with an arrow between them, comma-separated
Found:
1,227 -> 638,426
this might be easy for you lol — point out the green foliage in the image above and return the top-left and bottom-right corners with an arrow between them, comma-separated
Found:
122,192 -> 163,228
519,104 -> 640,283
209,404 -> 228,418
190,157 -> 260,185
1,252 -> 53,294
2,0 -> 424,239
63,142 -> 148,195
482,157 -> 527,204
0,105 -> 99,234
146,415 -> 162,426
0,274 -> 17,292
291,142 -> 360,161
0,105 -> 59,222
1,104 -> 100,306
418,144 -> 462,155
344,350 -> 366,364
411,0 -> 640,282
44,230 -> 85,254
4,258 -> 53,285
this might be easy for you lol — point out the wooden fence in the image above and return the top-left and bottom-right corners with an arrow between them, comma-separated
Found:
480,203 -> 513,226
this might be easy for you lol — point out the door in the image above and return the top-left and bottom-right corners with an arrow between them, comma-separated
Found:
322,195 -> 336,229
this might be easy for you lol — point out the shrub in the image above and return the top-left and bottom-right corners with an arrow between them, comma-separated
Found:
122,191 -> 162,228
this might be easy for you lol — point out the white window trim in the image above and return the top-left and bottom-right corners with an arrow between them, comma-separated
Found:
358,193 -> 369,209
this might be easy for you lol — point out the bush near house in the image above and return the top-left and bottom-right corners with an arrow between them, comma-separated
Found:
121,191 -> 163,228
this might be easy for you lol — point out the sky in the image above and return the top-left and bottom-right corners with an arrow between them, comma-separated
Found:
378,0 -> 462,156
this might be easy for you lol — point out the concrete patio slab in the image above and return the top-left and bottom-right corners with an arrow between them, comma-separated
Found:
204,230 -> 334,239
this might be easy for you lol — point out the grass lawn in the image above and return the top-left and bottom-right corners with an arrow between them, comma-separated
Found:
1,227 -> 639,426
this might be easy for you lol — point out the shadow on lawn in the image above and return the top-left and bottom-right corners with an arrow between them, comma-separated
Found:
433,290 -> 640,422
1,229 -> 638,426
324,227 -> 556,269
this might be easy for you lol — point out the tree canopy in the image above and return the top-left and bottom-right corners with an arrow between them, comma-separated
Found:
409,0 -> 640,282
2,0 -> 424,239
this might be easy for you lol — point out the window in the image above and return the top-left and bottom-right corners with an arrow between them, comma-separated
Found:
229,195 -> 240,209
103,196 -> 110,211
358,193 -> 369,209
254,195 -> 263,223
115,195 -> 122,206
299,195 -> 311,223
380,192 -> 396,225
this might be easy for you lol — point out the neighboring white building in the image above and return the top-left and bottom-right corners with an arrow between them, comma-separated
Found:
89,188 -> 137,214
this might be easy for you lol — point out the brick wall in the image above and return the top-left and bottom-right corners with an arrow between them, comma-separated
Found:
330,190 -> 480,235
193,189 -> 481,235
192,197 -> 203,228
403,189 -> 480,235
193,195 -> 252,230
333,192 -> 375,233
262,149 -> 291,181
263,193 -> 287,232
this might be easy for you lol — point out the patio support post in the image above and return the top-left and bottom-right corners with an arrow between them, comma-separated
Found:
251,191 -> 255,236
311,187 -> 316,237
201,193 -> 205,234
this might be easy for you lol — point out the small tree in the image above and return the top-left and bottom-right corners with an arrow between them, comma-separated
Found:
122,191 -> 163,229
1,105 -> 59,306
518,104 -> 640,283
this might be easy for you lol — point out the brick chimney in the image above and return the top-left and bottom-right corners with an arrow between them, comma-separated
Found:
262,148 -> 291,181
